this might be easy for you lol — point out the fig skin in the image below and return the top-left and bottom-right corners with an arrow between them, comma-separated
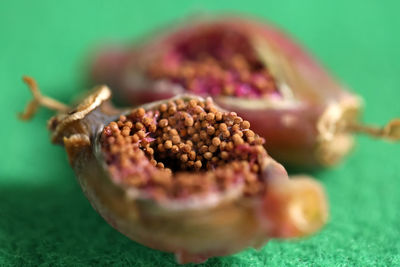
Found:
90,16 -> 380,169
20,77 -> 328,264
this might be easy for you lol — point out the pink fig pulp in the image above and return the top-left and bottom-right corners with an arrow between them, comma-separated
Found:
91,16 -> 400,169
20,77 -> 327,264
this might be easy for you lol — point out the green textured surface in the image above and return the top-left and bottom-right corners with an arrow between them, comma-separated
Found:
1,0 -> 400,266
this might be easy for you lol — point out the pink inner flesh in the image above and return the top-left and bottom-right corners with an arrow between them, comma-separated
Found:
147,26 -> 280,99
100,99 -> 269,200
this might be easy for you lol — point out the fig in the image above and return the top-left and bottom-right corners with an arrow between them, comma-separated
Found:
90,16 -> 400,169
20,77 -> 327,264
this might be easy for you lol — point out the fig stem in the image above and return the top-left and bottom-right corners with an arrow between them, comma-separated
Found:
348,119 -> 400,141
18,76 -> 70,120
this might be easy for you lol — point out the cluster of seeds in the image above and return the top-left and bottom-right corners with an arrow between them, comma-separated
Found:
147,26 -> 278,98
101,97 -> 268,199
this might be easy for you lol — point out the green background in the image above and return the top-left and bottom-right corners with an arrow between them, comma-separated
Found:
1,0 -> 399,266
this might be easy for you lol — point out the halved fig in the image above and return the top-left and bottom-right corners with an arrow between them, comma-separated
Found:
90,16 -> 399,169
20,77 -> 327,264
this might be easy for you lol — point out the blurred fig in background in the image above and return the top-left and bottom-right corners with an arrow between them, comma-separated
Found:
20,77 -> 328,264
90,16 -> 400,169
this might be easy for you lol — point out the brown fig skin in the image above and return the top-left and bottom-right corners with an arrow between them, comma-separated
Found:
20,77 -> 328,264
90,16 -> 399,169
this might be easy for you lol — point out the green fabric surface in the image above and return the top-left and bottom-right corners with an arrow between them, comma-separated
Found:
1,0 -> 400,266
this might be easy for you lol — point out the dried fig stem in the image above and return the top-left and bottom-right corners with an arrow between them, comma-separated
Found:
18,76 -> 70,120
348,119 -> 400,141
